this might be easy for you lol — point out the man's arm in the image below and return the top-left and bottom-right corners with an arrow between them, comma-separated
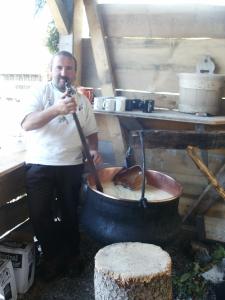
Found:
21,96 -> 77,131
86,133 -> 102,165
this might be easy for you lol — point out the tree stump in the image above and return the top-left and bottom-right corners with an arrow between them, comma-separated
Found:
94,242 -> 172,300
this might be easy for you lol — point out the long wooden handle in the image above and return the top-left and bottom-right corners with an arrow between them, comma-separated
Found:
187,146 -> 225,201
65,80 -> 103,192
72,112 -> 103,193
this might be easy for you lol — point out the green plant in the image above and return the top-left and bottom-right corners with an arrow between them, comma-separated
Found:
34,0 -> 59,54
173,243 -> 225,299
173,262 -> 207,299
46,20 -> 59,54
211,244 -> 225,263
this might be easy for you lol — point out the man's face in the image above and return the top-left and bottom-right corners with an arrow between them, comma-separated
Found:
51,55 -> 76,92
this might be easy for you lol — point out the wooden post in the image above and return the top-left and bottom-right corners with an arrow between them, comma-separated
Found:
46,0 -> 71,34
73,0 -> 84,86
83,0 -> 115,96
94,242 -> 172,300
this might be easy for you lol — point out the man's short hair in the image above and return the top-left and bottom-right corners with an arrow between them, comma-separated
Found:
50,51 -> 77,71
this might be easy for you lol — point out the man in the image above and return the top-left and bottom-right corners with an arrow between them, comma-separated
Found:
21,51 -> 102,280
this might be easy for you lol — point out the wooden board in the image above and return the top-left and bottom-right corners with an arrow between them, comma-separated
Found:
94,110 -> 225,125
0,164 -> 26,207
82,38 -> 225,97
73,0 -> 84,85
0,196 -> 29,237
99,4 -> 225,38
133,130 -> 225,149
0,151 -> 25,174
83,0 -> 115,96
96,114 -> 125,164
179,195 -> 225,243
47,0 -> 71,35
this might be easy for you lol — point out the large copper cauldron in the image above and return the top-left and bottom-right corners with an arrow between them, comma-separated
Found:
80,167 -> 183,245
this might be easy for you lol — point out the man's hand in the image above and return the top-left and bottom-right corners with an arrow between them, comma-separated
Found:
56,93 -> 77,115
90,150 -> 103,165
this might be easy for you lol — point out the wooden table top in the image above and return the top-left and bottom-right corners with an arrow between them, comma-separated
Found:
94,109 -> 225,125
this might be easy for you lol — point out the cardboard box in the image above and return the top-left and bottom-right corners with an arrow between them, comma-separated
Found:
0,241 -> 35,294
0,259 -> 17,300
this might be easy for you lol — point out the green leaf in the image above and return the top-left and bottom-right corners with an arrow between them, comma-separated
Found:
180,272 -> 191,282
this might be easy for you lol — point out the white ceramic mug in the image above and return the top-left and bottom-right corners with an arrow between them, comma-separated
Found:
93,97 -> 105,110
103,98 -> 116,112
115,96 -> 126,112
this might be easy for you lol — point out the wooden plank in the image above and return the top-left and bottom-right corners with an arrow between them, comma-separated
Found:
183,162 -> 225,222
0,151 -> 25,174
131,130 -> 225,149
99,4 -> 225,38
0,196 -> 29,237
73,0 -> 84,85
47,0 -> 72,34
95,114 -> 125,164
204,216 -> 225,243
94,110 -> 225,125
83,0 -> 115,96
0,164 -> 26,207
144,148 -> 224,175
82,38 -> 225,95
59,34 -> 73,52
179,195 -> 225,243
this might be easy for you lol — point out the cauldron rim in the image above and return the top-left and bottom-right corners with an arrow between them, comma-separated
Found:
86,166 -> 183,204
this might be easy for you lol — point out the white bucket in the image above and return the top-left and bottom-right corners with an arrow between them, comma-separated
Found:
178,73 -> 225,115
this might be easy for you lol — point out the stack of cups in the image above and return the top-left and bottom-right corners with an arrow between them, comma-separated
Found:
93,96 -> 127,112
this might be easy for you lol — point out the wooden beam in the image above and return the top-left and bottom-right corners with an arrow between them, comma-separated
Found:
132,130 -> 225,149
47,0 -> 72,35
95,115 -> 125,165
182,162 -> 225,223
73,0 -> 84,86
83,0 -> 115,96
99,4 -> 225,39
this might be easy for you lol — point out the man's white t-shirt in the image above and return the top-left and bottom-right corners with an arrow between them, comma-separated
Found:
21,82 -> 98,166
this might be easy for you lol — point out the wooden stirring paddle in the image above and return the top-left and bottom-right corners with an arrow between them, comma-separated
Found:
112,165 -> 143,191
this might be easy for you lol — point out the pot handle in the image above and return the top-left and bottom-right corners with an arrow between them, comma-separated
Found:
138,130 -> 148,208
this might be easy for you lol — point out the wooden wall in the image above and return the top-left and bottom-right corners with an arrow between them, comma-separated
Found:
82,4 -> 225,110
79,3 -> 225,242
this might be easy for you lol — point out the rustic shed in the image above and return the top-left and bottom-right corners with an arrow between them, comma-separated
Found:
1,0 -> 225,248
47,0 -> 225,243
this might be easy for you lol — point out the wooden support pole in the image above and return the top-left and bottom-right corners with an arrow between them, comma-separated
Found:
83,0 -> 115,96
72,0 -> 84,86
187,146 -> 225,201
182,162 -> 225,223
46,0 -> 71,34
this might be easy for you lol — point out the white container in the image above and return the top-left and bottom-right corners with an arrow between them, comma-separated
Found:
178,73 -> 225,115
0,241 -> 35,294
115,96 -> 126,112
103,98 -> 116,112
93,97 -> 105,111
0,259 -> 17,300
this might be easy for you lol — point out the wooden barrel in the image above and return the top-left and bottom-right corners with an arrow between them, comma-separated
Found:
178,73 -> 225,115
94,242 -> 172,300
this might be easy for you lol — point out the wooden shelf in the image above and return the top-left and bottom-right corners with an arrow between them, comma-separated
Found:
94,109 -> 225,125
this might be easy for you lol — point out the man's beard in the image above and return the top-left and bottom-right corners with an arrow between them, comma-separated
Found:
53,76 -> 70,92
